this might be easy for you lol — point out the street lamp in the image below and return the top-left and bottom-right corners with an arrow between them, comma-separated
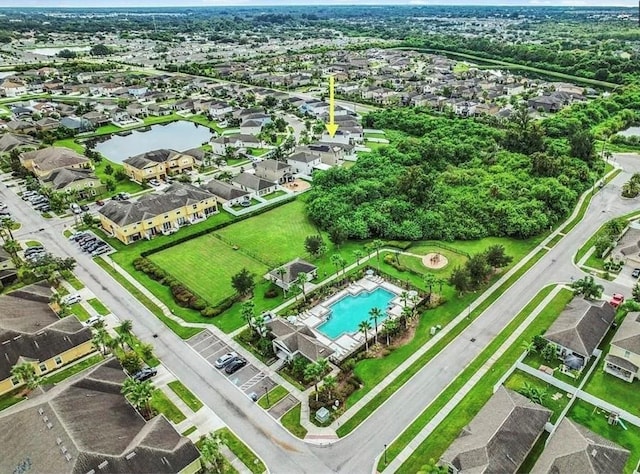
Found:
384,444 -> 388,465
264,386 -> 270,408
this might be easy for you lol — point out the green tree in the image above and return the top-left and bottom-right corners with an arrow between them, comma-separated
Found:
90,44 -> 112,56
369,307 -> 383,346
199,432 -> 225,474
241,300 -> 255,330
358,320 -> 372,351
382,318 -> 398,346
118,320 -> 134,350
484,245 -> 512,268
140,343 -> 155,362
304,358 -> 328,402
11,362 -> 41,390
449,266 -> 471,295
541,343 -> 557,362
92,326 -> 112,356
231,268 -> 255,296
633,284 -> 640,303
322,375 -> 337,399
423,273 -> 436,302
571,276 -> 604,300
352,249 -> 364,265
121,378 -> 154,418
121,351 -> 143,374
304,235 -> 326,258
330,253 -> 343,277
294,272 -> 310,301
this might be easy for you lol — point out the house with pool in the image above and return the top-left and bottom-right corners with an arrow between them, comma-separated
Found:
268,272 -> 416,362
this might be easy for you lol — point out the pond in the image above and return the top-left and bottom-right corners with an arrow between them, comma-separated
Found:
618,126 -> 640,138
27,46 -> 91,56
94,121 -> 213,163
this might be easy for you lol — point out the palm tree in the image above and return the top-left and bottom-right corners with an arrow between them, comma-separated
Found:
295,272 -> 309,301
122,379 -> 154,419
372,239 -> 384,263
358,320 -> 372,351
0,216 -> 16,241
570,276 -> 604,300
304,362 -> 323,402
11,362 -> 41,390
369,307 -> 383,346
322,375 -> 337,399
275,266 -> 287,296
92,327 -> 111,356
330,254 -> 342,277
400,291 -> 409,308
400,305 -> 412,330
140,343 -> 155,362
435,278 -> 447,294
3,239 -> 21,266
522,340 -> 536,354
352,249 -> 364,265
118,320 -> 134,350
383,318 -> 399,346
199,433 -> 224,474
241,300 -> 255,329
423,273 -> 436,302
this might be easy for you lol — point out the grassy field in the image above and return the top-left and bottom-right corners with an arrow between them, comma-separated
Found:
87,298 -> 110,316
568,400 -> 640,474
168,380 -> 203,412
281,404 -> 308,438
263,190 -> 288,200
257,385 -> 288,409
149,234 -> 270,306
150,389 -> 186,424
394,288 -> 574,473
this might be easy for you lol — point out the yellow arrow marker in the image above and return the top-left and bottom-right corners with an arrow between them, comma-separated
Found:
325,75 -> 339,138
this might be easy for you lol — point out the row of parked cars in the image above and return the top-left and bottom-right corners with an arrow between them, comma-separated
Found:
214,351 -> 248,374
21,190 -> 51,213
23,245 -> 48,263
69,231 -> 111,257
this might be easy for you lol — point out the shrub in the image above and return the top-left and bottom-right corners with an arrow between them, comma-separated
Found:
264,288 -> 278,298
201,306 -> 219,318
120,351 -> 143,374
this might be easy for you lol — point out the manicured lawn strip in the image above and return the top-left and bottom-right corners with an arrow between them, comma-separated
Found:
394,287 -> 574,474
69,302 -> 91,321
63,271 -> 85,290
278,371 -> 306,392
151,389 -> 186,424
568,400 -> 640,474
94,257 -> 202,339
263,190 -> 288,200
574,209 -> 640,265
168,380 -> 203,412
181,426 -> 197,436
503,370 -> 569,423
546,233 -> 563,248
0,391 -> 24,411
25,240 -> 41,247
43,354 -> 104,385
339,247 -> 549,437
257,385 -> 288,409
87,298 -> 110,316
281,404 -> 308,438
216,427 -> 266,474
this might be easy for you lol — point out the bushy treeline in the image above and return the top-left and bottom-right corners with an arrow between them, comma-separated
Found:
307,108 -> 598,241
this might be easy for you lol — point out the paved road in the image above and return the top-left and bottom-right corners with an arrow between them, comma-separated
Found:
2,154 -> 639,473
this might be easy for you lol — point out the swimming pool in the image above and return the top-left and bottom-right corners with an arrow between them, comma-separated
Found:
317,287 -> 395,339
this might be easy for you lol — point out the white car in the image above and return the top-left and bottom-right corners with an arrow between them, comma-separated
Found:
62,294 -> 82,305
85,315 -> 103,327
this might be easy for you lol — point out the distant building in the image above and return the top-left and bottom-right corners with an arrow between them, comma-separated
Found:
20,147 -> 92,180
123,149 -> 197,183
604,311 -> 640,382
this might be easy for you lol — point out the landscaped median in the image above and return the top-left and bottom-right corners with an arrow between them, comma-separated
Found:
215,427 -> 267,474
384,286 -> 573,473
336,247 -> 549,437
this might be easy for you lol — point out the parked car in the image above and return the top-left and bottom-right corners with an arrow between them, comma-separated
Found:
62,294 -> 82,305
70,203 -> 82,214
632,268 -> 640,279
133,367 -> 158,382
224,357 -> 247,374
24,246 -> 44,256
85,315 -> 103,327
91,246 -> 110,257
95,199 -> 105,206
69,231 -> 88,241
148,179 -> 161,187
610,293 -> 625,308
214,351 -> 238,369
80,204 -> 90,212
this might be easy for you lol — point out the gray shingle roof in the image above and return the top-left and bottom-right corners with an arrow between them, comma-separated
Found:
605,353 -> 638,373
123,149 -> 181,170
531,418 -> 630,474
0,358 -> 200,474
288,151 -> 319,164
0,281 -> 93,382
441,387 -> 551,473
43,167 -> 99,190
611,311 -> 640,355
256,159 -> 291,173
202,179 -> 250,202
544,298 -> 615,359
0,132 -> 39,152
231,172 -> 276,192
21,147 -> 90,173
268,258 -> 317,285
98,182 -> 215,227
266,318 -> 334,362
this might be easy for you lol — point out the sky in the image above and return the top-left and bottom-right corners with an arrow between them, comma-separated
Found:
0,0 -> 637,7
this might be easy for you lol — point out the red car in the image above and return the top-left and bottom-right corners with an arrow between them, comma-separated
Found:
95,199 -> 105,206
610,293 -> 625,308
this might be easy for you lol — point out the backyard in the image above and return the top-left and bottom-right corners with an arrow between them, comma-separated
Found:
503,369 -> 570,423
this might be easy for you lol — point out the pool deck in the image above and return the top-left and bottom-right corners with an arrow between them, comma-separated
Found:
293,275 -> 415,361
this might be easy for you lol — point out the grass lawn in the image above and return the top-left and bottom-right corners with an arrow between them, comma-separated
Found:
263,190 -> 288,200
281,404 -> 308,438
503,369 -> 570,423
257,385 -> 288,409
393,287 -> 574,473
150,234 -> 270,306
364,132 -> 387,139
363,141 -> 387,151
69,302 -> 91,321
94,257 -> 202,340
168,380 -> 203,412
574,209 -> 640,266
182,426 -> 197,436
87,298 -> 110,316
151,389 -> 186,424
216,427 -> 266,474
25,240 -> 41,247
61,270 -> 84,290
231,198 -> 261,210
0,391 -> 24,411
546,234 -> 563,248
43,354 -> 103,385
342,161 -> 356,169
568,399 -> 640,474
119,331 -> 161,367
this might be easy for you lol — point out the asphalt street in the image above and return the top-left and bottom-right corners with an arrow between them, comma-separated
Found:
2,153 -> 639,474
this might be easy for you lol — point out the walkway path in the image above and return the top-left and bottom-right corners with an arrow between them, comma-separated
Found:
381,285 -> 563,473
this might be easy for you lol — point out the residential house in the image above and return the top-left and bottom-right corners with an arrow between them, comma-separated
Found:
267,258 -> 317,292
126,102 -> 148,118
110,108 -> 131,123
127,85 -> 148,97
211,134 -> 261,156
266,318 -> 334,363
255,159 -> 293,184
0,358 -> 201,474
41,168 -> 105,198
201,179 -> 251,206
5,120 -> 36,135
82,111 -> 110,128
528,95 -> 563,113
0,133 -> 39,153
20,147 -> 92,180
0,79 -> 27,97
543,298 -> 615,371
98,183 -> 218,244
307,142 -> 353,165
208,101 -> 233,118
240,119 -> 264,135
0,248 -> 17,286
35,117 -> 60,132
147,103 -> 173,116
604,311 -> 640,382
440,386 -> 552,474
60,116 -> 94,133
531,418 -> 629,474
123,149 -> 197,183
0,281 -> 95,396
287,151 -> 321,175
231,172 -> 277,197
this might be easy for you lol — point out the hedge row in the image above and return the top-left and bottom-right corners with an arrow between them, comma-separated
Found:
140,196 -> 296,258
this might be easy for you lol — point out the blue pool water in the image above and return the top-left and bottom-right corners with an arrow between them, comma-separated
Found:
317,288 -> 395,339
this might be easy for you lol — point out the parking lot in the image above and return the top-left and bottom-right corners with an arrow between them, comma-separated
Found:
188,330 -> 277,400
